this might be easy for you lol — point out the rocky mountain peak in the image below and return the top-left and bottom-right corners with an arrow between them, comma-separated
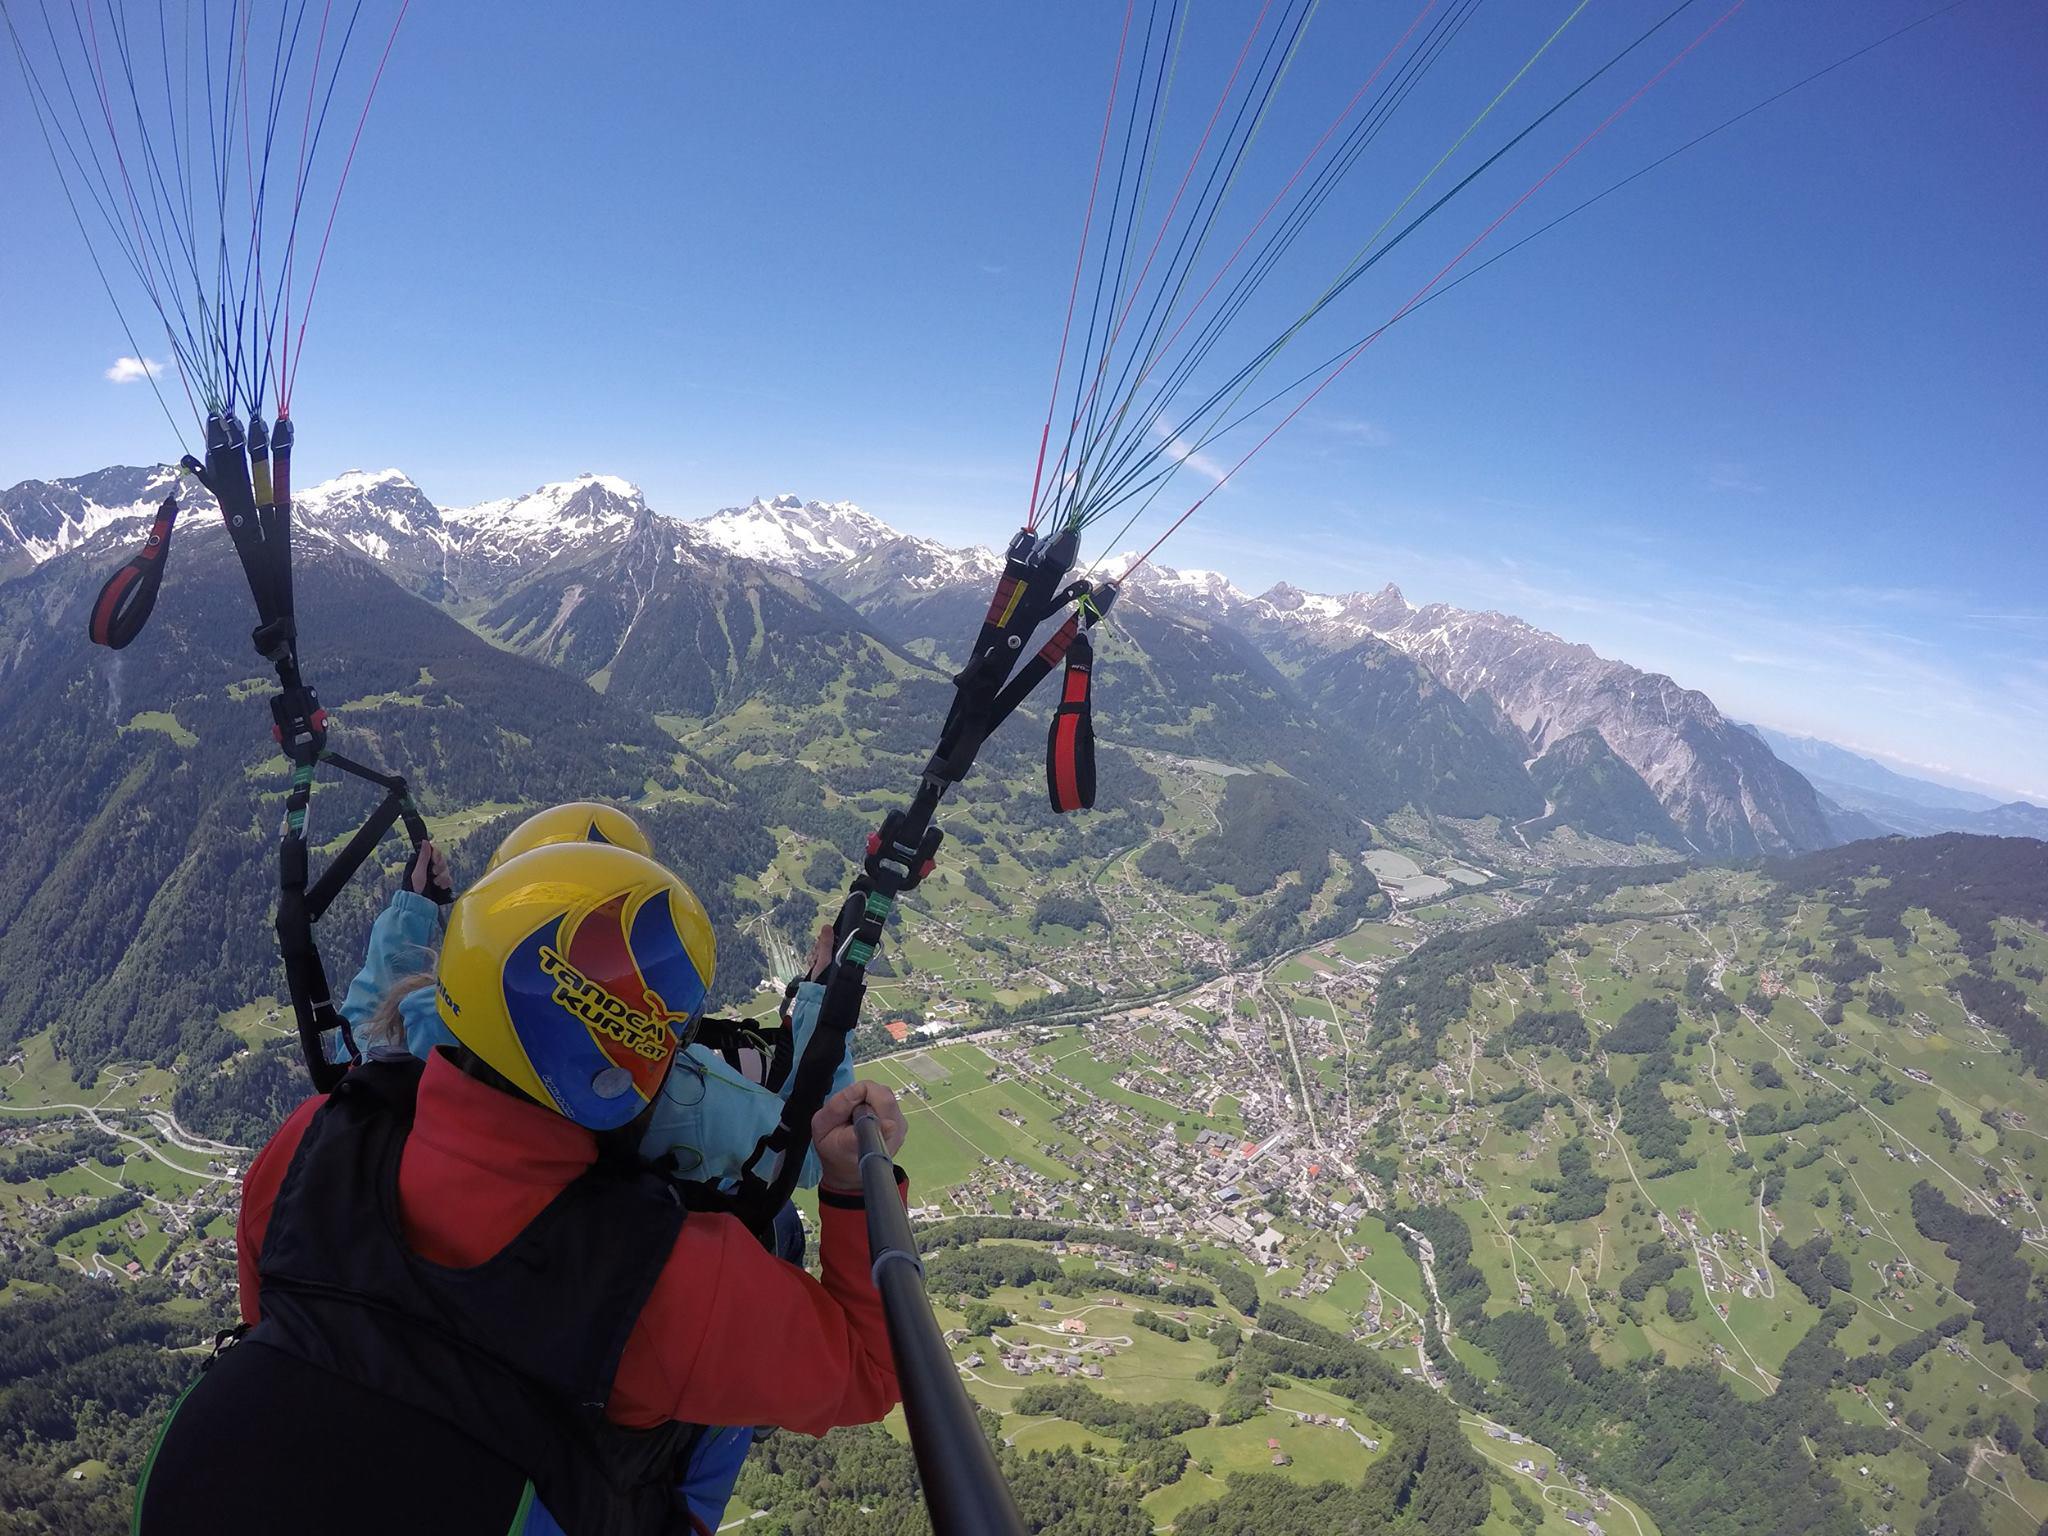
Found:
1118,560 -> 1247,620
444,473 -> 647,533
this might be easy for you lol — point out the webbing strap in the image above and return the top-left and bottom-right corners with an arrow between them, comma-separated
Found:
281,753 -> 429,1091
1046,631 -> 1097,813
303,751 -> 428,920
100,410 -> 429,1094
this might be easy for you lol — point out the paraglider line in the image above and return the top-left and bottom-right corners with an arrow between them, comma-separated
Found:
1120,0 -> 1751,583
1027,0 -> 1140,531
282,0 -> 408,412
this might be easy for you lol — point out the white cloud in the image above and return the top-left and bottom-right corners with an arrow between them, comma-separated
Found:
1148,415 -> 1228,485
1324,417 -> 1395,448
105,355 -> 164,384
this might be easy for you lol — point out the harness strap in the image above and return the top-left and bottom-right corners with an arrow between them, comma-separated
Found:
101,411 -> 429,1095
281,753 -> 429,1093
726,529 -> 1120,1229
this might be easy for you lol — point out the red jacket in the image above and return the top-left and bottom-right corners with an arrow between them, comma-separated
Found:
236,1050 -> 901,1435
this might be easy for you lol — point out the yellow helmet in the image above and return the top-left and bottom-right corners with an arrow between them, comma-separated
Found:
436,843 -> 717,1130
487,801 -> 654,873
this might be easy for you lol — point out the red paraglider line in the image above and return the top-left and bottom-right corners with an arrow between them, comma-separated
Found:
1121,0 -> 1749,582
280,0 -> 408,414
1026,0 -> 1140,532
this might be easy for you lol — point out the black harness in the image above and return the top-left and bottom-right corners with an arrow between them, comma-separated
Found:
247,1055 -> 697,1534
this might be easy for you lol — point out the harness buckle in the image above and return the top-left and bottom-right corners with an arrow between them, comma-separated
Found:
271,684 -> 329,765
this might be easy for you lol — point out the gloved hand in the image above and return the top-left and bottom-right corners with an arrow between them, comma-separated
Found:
404,838 -> 454,906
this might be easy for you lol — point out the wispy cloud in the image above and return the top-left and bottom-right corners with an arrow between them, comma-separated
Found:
1820,583 -> 1949,609
1703,460 -> 1764,494
1323,416 -> 1395,448
1149,416 -> 1228,485
979,261 -> 1009,276
105,355 -> 164,384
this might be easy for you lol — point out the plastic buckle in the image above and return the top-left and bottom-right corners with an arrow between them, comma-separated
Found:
861,815 -> 943,892
270,686 -> 328,765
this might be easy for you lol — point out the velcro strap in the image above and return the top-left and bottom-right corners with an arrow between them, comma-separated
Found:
87,498 -> 178,650
1046,631 -> 1096,814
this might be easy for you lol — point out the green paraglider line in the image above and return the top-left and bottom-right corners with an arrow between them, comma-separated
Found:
1043,0 -> 1289,529
1057,0 -> 1447,535
1054,0 -> 1326,534
1044,0 -> 1199,534
1407,0 -> 1976,321
1078,0 -> 1674,540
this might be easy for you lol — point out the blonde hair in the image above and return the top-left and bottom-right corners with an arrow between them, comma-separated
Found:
364,972 -> 438,1052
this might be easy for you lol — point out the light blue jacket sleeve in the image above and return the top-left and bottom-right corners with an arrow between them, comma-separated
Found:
327,890 -> 453,1063
637,981 -> 855,1191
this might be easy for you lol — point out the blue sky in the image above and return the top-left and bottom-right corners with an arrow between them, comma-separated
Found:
4,2 -> 2043,799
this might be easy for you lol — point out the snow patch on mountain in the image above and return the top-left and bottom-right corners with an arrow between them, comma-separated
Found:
690,494 -> 896,574
316,468 -> 414,497
0,465 -> 183,566
444,473 -> 646,537
1245,580 -> 1413,639
1109,558 -> 1248,620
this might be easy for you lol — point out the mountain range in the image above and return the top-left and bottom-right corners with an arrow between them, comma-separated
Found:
7,462 -> 2033,863
1736,722 -> 2047,840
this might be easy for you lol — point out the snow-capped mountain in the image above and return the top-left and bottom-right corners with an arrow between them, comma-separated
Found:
829,532 -> 999,599
444,473 -> 647,548
437,473 -> 656,590
289,468 -> 450,582
0,465 -> 662,600
0,462 -> 1853,853
816,529 -> 1003,654
1244,580 -> 1415,651
810,522 -> 1834,855
691,493 -> 896,575
0,465 -> 184,575
1117,560 -> 1248,621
